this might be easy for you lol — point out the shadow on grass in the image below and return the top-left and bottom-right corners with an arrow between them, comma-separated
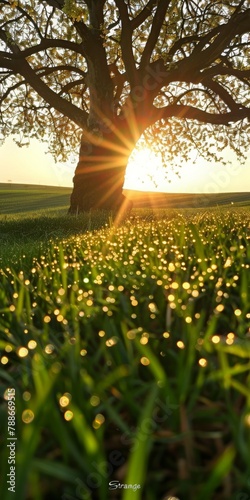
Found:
1,211 -> 114,237
0,211 -> 114,267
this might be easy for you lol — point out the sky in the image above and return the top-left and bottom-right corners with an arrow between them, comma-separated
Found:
1,136 -> 250,194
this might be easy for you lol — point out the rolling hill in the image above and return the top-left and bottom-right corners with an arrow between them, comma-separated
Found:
0,183 -> 249,215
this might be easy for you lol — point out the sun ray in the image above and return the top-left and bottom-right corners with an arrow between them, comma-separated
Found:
124,147 -> 166,192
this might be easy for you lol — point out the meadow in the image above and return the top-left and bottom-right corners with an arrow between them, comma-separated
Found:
0,185 -> 250,500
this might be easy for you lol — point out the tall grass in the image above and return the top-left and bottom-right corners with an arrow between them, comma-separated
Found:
0,208 -> 250,499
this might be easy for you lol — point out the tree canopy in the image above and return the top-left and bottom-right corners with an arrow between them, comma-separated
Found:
1,0 -> 250,168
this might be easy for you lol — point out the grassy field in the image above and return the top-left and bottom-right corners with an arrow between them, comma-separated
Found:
0,188 -> 250,500
1,183 -> 250,217
0,183 -> 72,217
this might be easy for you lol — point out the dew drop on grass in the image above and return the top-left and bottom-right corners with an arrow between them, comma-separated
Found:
169,303 -> 176,310
93,413 -> 105,429
211,335 -> 220,344
163,332 -> 170,338
198,358 -> 207,367
234,309 -> 242,316
59,395 -> 70,407
22,409 -> 34,424
90,395 -> 100,407
44,344 -> 54,354
148,302 -> 157,313
164,496 -> 180,500
23,392 -> 31,401
64,411 -> 73,421
140,337 -> 148,345
105,337 -> 118,347
168,263 -> 175,272
215,304 -> 225,312
140,357 -> 150,366
176,341 -> 185,349
28,340 -> 37,350
127,330 -> 136,339
17,347 -> 29,358
172,282 -> 179,289
98,330 -> 105,337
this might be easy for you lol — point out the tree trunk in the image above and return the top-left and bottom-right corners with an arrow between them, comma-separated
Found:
68,136 -> 133,214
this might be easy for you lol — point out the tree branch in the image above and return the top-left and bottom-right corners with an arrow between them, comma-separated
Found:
36,64 -> 87,78
14,4 -> 43,40
200,64 -> 250,85
0,79 -> 26,106
168,26 -> 221,60
202,78 -> 242,112
131,0 -> 157,30
7,58 -> 88,129
44,0 -> 94,52
187,8 -> 250,72
58,79 -> 86,96
10,39 -> 86,59
114,0 -> 137,86
151,103 -> 250,127
140,0 -> 171,70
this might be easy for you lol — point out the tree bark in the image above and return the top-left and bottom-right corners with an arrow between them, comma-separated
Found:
68,136 -> 132,214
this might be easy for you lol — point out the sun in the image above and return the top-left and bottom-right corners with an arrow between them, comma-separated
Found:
124,148 -> 167,192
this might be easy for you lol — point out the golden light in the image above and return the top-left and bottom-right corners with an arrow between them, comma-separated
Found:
163,332 -> 170,338
90,395 -> 100,407
93,413 -> 105,429
124,147 -> 166,192
59,395 -> 71,407
28,340 -> 37,350
177,341 -> 185,349
244,414 -> 250,427
17,347 -> 29,358
212,335 -> 220,344
64,411 -> 74,421
199,358 -> 208,367
140,357 -> 150,366
22,409 -> 35,424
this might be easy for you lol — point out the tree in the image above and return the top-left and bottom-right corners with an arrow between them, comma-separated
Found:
0,0 -> 250,213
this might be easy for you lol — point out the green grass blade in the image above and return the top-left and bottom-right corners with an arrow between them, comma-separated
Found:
196,446 -> 235,500
123,384 -> 159,500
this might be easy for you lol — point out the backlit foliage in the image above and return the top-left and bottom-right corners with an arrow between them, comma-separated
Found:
0,1 -> 250,165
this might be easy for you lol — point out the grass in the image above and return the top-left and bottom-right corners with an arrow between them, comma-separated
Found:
0,183 -> 71,216
1,182 -> 250,217
0,192 -> 250,499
